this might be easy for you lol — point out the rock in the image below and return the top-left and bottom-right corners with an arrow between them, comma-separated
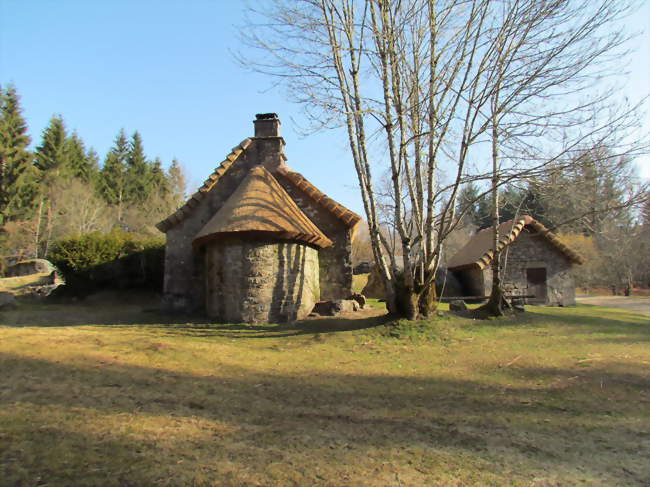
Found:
449,300 -> 467,312
349,293 -> 366,309
23,284 -> 59,299
6,259 -> 55,277
312,299 -> 359,316
0,291 -> 17,310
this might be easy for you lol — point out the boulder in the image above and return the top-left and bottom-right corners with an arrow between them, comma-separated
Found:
349,293 -> 366,309
449,300 -> 467,312
6,259 -> 55,277
312,299 -> 359,316
0,291 -> 17,310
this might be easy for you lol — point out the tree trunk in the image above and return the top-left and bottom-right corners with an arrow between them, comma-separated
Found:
483,85 -> 507,317
417,279 -> 437,317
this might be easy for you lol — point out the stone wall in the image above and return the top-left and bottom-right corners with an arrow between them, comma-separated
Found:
162,147 -> 260,312
495,230 -> 575,306
452,229 -> 577,306
278,180 -> 353,301
205,236 -> 320,323
161,127 -> 354,314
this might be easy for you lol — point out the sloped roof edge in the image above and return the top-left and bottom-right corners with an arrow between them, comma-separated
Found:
275,167 -> 362,229
156,138 -> 253,233
448,215 -> 584,271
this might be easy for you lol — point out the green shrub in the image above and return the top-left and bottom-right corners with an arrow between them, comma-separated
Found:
49,231 -> 165,296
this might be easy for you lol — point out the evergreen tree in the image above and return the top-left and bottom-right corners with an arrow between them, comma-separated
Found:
34,115 -> 70,175
98,129 -> 129,222
167,158 -> 186,209
456,182 -> 482,227
85,148 -> 100,183
476,194 -> 492,229
124,131 -> 152,205
65,132 -> 98,183
0,84 -> 36,223
150,157 -> 168,194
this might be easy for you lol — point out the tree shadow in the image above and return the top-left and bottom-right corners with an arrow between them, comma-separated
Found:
1,351 -> 648,485
0,297 -> 393,339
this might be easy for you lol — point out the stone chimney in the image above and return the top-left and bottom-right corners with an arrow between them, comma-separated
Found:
253,113 -> 287,172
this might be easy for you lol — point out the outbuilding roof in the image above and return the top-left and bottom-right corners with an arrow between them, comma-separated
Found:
193,166 -> 333,248
447,215 -> 584,270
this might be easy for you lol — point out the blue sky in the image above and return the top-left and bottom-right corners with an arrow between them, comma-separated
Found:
1,0 -> 648,217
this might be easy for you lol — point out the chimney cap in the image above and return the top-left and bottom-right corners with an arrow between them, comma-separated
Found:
255,113 -> 279,120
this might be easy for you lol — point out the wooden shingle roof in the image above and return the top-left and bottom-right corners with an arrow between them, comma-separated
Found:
447,215 -> 584,270
193,166 -> 333,248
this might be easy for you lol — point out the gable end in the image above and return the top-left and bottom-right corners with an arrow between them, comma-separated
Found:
156,138 -> 253,233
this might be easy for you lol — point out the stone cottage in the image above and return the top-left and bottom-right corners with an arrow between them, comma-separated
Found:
156,113 -> 361,323
447,216 -> 584,306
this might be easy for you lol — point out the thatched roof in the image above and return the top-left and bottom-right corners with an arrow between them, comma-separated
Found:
156,137 -> 361,233
193,166 -> 333,248
447,215 -> 584,271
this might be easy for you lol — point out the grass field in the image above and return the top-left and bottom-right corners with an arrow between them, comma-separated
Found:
1,297 -> 649,486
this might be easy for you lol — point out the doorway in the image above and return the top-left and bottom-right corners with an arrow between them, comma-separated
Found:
526,267 -> 547,304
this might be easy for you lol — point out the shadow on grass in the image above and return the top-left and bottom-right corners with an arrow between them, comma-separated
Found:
0,298 -> 394,338
461,305 -> 650,344
1,351 -> 648,486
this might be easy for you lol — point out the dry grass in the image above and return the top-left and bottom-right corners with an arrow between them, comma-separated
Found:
0,297 -> 649,486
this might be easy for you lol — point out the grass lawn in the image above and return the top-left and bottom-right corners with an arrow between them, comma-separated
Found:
0,298 -> 649,486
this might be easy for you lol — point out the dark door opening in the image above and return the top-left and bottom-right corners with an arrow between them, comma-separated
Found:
526,267 -> 547,304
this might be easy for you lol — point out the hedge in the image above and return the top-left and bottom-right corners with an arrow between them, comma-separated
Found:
49,231 -> 165,296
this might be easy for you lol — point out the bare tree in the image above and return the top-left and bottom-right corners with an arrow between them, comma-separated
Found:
240,0 -> 646,318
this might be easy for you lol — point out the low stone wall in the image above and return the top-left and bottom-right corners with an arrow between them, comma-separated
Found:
204,237 -> 320,323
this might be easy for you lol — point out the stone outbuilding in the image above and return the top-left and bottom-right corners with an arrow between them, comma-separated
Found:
447,216 -> 584,306
157,113 -> 360,323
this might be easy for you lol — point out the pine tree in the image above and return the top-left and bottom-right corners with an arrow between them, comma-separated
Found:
34,115 -> 69,175
85,148 -> 100,183
124,131 -> 152,205
98,129 -> 129,222
65,132 -> 98,183
167,158 -> 186,209
456,182 -> 481,228
150,157 -> 168,193
0,85 -> 37,224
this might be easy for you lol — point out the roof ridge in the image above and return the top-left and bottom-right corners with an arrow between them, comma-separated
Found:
156,138 -> 252,233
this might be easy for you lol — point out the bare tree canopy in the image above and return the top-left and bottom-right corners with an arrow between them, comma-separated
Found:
239,0 -> 648,318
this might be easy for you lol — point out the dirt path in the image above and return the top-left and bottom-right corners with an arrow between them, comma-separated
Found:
576,295 -> 650,317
